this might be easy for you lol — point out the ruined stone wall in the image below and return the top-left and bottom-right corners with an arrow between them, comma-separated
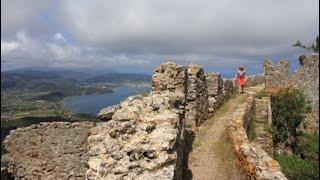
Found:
206,73 -> 224,114
2,61 -> 235,179
2,122 -> 95,179
222,79 -> 234,100
264,54 -> 319,132
151,61 -> 186,94
185,65 -> 209,127
292,54 -> 319,108
246,74 -> 264,87
252,97 -> 274,156
228,86 -> 287,179
264,59 -> 290,90
264,54 -> 319,107
86,62 -> 187,179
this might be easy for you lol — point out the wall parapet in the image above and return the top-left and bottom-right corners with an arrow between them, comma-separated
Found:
227,86 -> 287,180
263,54 -> 319,132
2,61 -> 235,179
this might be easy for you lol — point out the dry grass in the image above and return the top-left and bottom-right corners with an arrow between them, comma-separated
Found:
213,130 -> 239,178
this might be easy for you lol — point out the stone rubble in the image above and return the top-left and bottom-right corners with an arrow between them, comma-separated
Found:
97,105 -> 121,121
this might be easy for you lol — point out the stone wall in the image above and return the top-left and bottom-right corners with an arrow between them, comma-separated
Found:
86,62 -> 187,179
246,74 -> 264,87
264,54 -> 319,132
2,61 -> 235,179
206,73 -> 224,114
151,61 -> 186,94
222,79 -> 234,100
264,54 -> 319,108
252,97 -> 274,156
227,86 -> 287,179
293,54 -> 319,133
87,93 -> 185,179
2,122 -> 95,179
185,64 -> 209,127
292,54 -> 319,108
264,59 -> 290,90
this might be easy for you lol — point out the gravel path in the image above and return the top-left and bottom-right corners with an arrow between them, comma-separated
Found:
184,86 -> 263,180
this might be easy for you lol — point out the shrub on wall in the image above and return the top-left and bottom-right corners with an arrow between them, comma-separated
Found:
275,153 -> 319,180
271,87 -> 319,179
271,87 -> 308,153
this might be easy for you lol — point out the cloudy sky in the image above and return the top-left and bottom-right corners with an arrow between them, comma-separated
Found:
1,0 -> 319,76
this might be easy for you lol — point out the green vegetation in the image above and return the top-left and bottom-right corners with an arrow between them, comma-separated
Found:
296,133 -> 319,165
247,100 -> 256,140
271,87 -> 319,179
254,90 -> 270,99
271,88 -> 308,151
275,133 -> 319,180
1,69 -> 150,121
293,35 -> 319,53
214,130 -> 239,179
275,153 -> 319,180
185,124 -> 193,129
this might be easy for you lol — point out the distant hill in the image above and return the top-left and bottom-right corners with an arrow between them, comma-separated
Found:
1,68 -> 151,95
86,73 -> 151,83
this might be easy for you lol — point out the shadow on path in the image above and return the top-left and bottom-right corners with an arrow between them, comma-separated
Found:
183,129 -> 195,180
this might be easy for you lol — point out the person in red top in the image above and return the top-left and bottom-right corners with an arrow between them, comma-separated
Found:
235,66 -> 247,94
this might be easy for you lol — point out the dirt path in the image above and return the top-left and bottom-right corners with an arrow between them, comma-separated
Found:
184,86 -> 262,180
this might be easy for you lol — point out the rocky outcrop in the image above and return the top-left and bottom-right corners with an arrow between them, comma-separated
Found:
185,64 -> 209,127
97,105 -> 120,121
2,122 -> 95,180
228,85 -> 287,180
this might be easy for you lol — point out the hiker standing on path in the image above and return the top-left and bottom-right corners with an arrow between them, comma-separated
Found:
235,66 -> 247,94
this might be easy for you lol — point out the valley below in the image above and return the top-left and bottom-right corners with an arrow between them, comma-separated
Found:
1,68 -> 151,168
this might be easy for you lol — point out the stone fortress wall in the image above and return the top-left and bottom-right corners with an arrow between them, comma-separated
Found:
227,86 -> 287,180
264,54 -> 319,132
264,59 -> 291,90
264,54 -> 319,107
2,61 -> 234,179
185,64 -> 209,127
4,54 -> 316,179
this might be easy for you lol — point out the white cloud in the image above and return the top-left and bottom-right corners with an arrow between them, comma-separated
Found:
53,33 -> 66,43
47,43 -> 80,60
1,41 -> 20,56
1,0 -> 319,73
59,0 -> 319,50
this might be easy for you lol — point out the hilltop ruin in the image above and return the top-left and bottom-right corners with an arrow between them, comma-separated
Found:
2,54 -> 318,179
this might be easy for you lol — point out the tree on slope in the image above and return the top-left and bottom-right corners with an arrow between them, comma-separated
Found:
293,36 -> 319,53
